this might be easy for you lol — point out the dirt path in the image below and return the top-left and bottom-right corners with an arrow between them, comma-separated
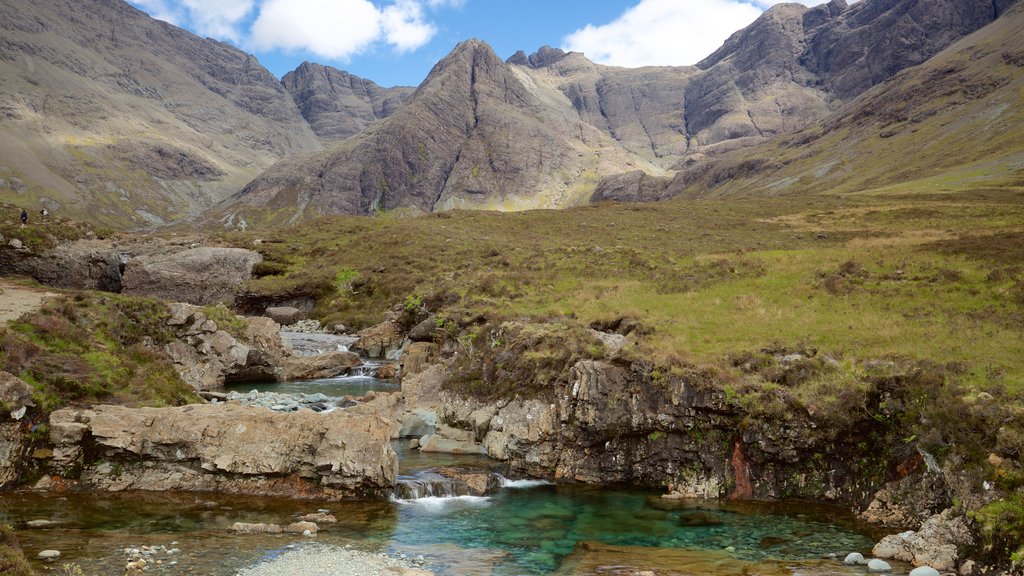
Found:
0,280 -> 56,323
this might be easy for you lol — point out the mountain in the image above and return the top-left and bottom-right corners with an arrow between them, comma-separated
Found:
660,0 -> 1024,201
222,0 -> 1014,223
0,0 -> 320,227
281,62 -> 415,141
216,40 -> 661,225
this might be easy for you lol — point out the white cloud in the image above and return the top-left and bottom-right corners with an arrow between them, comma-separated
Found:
250,0 -> 384,59
133,0 -> 454,60
382,0 -> 435,53
563,0 -> 846,68
131,0 -> 255,41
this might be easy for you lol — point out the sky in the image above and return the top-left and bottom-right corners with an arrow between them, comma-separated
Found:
128,0 -> 844,87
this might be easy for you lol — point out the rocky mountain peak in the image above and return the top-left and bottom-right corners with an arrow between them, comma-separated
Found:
281,61 -> 413,141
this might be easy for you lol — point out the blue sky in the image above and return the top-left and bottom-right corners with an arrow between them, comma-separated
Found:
128,0 -> 839,87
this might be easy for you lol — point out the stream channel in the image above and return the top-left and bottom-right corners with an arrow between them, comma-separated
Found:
0,333 -> 912,575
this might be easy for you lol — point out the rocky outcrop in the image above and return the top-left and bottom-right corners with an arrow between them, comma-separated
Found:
354,320 -> 406,359
46,404 -> 397,499
282,62 -> 414,141
591,171 -> 673,204
0,239 -> 124,292
122,247 -> 261,306
163,303 -> 284,390
872,509 -> 974,571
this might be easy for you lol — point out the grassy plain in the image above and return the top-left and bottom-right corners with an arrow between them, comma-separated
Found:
238,185 -> 1024,390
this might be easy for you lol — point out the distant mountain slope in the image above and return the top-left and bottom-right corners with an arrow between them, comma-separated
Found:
0,0 -> 320,227
663,1 -> 1024,200
282,62 -> 414,141
216,40 -> 660,225
223,0 -> 1014,223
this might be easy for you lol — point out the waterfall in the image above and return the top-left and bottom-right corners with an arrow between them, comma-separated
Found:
393,472 -> 474,500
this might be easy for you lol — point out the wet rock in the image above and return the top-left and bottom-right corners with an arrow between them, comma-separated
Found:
230,522 -> 282,534
400,409 -> 438,438
436,467 -> 501,496
868,558 -> 891,572
283,521 -> 318,534
38,549 -> 60,560
296,512 -> 336,524
843,552 -> 865,565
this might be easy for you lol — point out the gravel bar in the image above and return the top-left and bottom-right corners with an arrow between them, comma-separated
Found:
235,546 -> 434,576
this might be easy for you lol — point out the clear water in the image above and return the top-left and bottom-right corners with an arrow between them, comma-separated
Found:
1,372 -> 907,575
225,373 -> 399,398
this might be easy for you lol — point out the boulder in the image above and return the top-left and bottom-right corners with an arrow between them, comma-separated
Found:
282,351 -> 361,381
0,371 -> 35,418
872,509 -> 973,572
48,404 -> 397,499
909,568 -> 941,576
399,409 -> 438,437
418,433 -> 486,455
868,559 -> 892,572
407,316 -> 439,342
436,467 -> 501,496
265,307 -> 303,326
122,247 -> 261,306
353,320 -> 405,359
843,553 -> 865,565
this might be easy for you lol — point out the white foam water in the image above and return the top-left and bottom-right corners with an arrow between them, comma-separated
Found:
390,495 -> 492,511
495,474 -> 554,489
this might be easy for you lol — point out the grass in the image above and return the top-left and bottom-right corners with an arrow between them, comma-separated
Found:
0,292 -> 200,412
229,187 -> 1024,391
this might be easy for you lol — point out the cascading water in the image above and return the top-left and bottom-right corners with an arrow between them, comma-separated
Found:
393,471 -> 475,500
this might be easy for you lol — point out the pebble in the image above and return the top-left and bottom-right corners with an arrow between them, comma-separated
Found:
38,549 -> 61,560
236,545 -> 434,576
225,390 -> 352,413
908,567 -> 940,576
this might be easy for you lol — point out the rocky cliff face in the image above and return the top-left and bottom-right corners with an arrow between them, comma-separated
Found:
0,0 -> 320,227
282,62 -> 414,141
219,40 -> 656,222
221,0 -> 1014,221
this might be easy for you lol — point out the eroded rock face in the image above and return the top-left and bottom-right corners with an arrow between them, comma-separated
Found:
0,239 -> 124,292
282,62 -> 414,141
47,404 -> 397,499
122,247 -> 261,306
281,350 -> 361,381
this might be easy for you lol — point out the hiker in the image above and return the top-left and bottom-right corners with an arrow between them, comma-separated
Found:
19,208 -> 27,226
